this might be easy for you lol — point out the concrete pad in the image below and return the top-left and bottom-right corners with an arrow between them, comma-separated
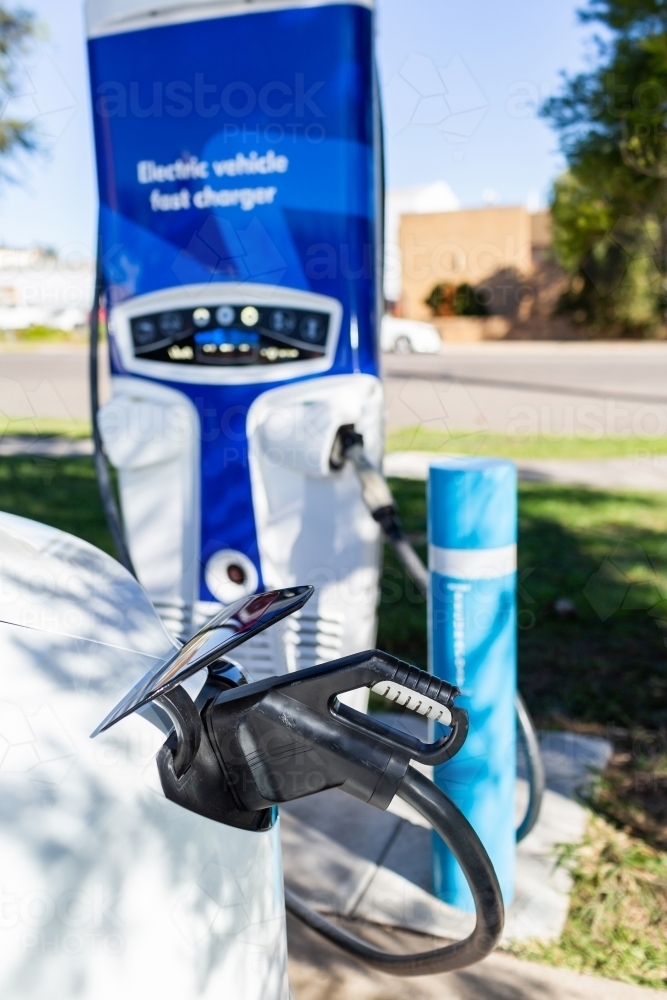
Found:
539,731 -> 612,799
363,782 -> 586,945
384,450 -> 667,492
517,457 -> 667,492
505,789 -> 584,942
281,808 -> 380,917
284,781 -> 402,865
282,784 -> 582,945
287,912 -> 664,1000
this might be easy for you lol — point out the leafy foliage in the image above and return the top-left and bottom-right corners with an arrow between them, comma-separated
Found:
543,1 -> 667,335
0,7 -> 37,166
424,281 -> 488,317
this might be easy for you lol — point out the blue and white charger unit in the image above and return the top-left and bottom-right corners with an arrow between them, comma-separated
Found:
86,0 -> 383,683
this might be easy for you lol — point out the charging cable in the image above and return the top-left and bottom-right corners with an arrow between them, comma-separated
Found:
89,236 -> 136,577
331,425 -> 545,841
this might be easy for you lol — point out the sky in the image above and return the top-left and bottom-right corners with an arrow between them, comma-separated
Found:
0,0 -> 597,254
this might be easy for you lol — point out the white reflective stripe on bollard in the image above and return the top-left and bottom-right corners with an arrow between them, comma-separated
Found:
428,543 -> 517,580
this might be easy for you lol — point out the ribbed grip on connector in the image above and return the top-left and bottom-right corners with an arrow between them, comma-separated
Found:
371,664 -> 458,725
370,681 -> 452,724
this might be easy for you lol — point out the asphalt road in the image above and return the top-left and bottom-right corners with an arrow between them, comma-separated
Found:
0,346 -> 109,423
4,342 -> 667,436
383,342 -> 667,435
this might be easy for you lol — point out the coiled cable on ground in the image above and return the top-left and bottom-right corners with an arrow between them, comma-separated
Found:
285,765 -> 504,975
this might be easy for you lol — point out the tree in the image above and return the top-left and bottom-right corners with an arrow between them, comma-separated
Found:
0,7 -> 37,166
542,1 -> 667,336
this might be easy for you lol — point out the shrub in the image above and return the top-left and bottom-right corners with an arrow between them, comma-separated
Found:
425,282 -> 488,317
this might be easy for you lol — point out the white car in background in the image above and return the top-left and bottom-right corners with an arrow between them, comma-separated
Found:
380,315 -> 442,354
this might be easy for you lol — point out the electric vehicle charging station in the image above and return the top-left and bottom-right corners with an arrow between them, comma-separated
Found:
86,0 -> 384,691
80,0 -> 546,983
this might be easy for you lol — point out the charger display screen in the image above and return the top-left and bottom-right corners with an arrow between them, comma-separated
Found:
130,304 -> 330,366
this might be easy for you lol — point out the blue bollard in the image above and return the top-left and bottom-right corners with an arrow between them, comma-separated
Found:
428,457 -> 517,910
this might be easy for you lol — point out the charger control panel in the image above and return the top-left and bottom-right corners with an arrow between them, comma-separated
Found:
109,283 -> 343,385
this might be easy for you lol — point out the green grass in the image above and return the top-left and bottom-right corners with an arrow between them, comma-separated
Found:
518,483 -> 667,731
3,419 -> 667,459
0,456 -> 112,553
0,416 -> 91,438
387,427 -> 667,460
378,478 -> 667,731
14,459 -> 667,730
587,730 -> 667,852
0,325 -> 90,343
374,477 -> 667,987
512,815 -> 667,989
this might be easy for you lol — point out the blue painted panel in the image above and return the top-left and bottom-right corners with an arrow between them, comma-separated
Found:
429,459 -> 517,551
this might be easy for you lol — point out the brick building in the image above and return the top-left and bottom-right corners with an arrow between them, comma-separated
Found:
396,205 -> 574,340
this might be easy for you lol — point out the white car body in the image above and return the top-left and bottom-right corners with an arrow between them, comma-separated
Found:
380,316 -> 442,354
0,511 -> 290,1000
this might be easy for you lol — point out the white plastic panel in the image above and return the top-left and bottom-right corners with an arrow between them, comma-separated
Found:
98,378 -> 201,638
246,374 -> 384,692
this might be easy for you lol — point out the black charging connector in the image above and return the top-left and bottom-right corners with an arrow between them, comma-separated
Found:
331,423 -> 414,546
157,650 -> 466,820
151,650 -> 505,977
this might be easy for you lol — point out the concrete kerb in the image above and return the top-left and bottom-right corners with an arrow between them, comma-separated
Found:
0,436 -> 93,457
384,450 -> 667,492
